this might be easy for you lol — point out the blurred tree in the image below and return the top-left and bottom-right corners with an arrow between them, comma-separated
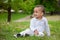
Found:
7,0 -> 11,22
0,0 -> 11,22
0,0 -> 35,22
0,0 -> 8,9
11,0 -> 35,14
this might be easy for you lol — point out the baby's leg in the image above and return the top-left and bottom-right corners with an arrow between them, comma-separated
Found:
20,28 -> 34,36
14,28 -> 34,38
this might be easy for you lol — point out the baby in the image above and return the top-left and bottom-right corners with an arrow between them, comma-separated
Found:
14,5 -> 50,38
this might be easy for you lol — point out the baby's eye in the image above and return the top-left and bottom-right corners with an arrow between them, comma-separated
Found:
34,11 -> 38,13
36,11 -> 38,13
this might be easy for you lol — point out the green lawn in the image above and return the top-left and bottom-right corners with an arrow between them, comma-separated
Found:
0,13 -> 60,40
0,13 -> 30,22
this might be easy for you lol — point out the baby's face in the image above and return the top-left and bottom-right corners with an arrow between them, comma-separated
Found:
33,7 -> 43,18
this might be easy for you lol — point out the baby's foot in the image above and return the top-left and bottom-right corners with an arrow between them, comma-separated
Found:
14,34 -> 23,38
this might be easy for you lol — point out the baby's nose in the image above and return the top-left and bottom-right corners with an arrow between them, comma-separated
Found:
34,13 -> 37,15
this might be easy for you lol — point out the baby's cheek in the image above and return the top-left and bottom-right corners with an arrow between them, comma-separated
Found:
37,14 -> 40,16
34,13 -> 37,16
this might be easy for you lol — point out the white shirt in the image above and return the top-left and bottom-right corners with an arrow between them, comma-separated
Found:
30,17 -> 50,36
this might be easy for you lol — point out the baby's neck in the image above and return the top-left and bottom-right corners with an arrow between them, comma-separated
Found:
36,16 -> 43,20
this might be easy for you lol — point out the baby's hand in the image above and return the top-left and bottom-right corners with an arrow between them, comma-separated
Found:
34,30 -> 39,35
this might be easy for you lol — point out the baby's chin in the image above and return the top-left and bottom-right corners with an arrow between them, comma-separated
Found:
35,16 -> 42,19
35,16 -> 40,19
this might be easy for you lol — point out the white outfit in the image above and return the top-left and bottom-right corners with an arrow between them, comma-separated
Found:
20,17 -> 50,37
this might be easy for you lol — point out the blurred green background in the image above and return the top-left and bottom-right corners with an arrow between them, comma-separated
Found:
0,0 -> 60,40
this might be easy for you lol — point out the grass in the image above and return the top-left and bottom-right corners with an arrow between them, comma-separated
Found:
0,13 -> 60,40
0,13 -> 30,22
0,21 -> 60,40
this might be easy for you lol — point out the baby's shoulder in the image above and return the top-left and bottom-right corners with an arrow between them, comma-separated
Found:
42,17 -> 47,21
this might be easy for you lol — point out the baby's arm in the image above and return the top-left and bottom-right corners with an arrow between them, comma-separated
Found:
30,19 -> 36,32
30,19 -> 39,35
44,18 -> 50,36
